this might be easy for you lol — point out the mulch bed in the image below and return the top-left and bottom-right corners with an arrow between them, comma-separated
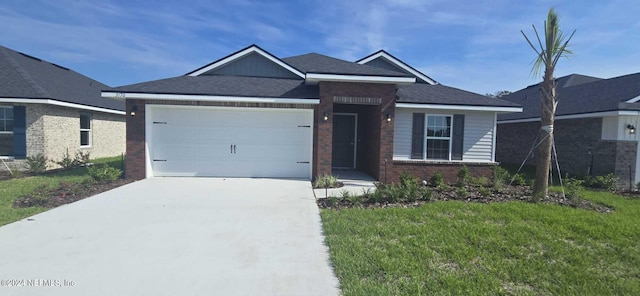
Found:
318,184 -> 614,213
13,179 -> 134,208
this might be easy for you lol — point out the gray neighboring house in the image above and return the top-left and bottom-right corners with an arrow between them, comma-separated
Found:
0,45 -> 125,170
496,73 -> 640,189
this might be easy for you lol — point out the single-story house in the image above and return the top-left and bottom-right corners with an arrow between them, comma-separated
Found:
0,45 -> 126,169
496,73 -> 640,189
103,45 -> 521,182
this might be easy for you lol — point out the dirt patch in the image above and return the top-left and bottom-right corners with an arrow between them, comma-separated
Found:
13,179 -> 134,208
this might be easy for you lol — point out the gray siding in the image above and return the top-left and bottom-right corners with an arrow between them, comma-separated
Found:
364,57 -> 427,83
393,108 -> 496,162
204,52 -> 300,79
364,58 -> 409,74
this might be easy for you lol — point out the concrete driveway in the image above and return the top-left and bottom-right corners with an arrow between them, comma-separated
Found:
0,178 -> 340,296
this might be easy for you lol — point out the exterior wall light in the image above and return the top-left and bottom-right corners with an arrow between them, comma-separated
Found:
323,112 -> 329,121
130,105 -> 138,117
386,113 -> 392,122
627,124 -> 636,134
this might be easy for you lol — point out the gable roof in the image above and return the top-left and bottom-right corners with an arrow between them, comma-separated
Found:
107,44 -> 519,111
283,53 -> 412,77
186,44 -> 304,78
356,50 -> 437,85
0,45 -> 123,112
498,73 -> 640,122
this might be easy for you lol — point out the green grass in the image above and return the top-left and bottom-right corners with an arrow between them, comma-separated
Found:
321,191 -> 640,295
0,156 -> 124,226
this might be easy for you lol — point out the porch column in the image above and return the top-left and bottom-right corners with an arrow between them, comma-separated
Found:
313,82 -> 334,179
378,91 -> 395,183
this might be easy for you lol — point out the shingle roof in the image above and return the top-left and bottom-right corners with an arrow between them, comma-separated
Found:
112,45 -> 520,109
498,73 -> 640,121
397,83 -> 521,107
283,53 -> 412,77
0,45 -> 123,111
111,76 -> 318,99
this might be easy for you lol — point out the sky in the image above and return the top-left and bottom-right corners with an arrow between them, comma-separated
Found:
1,0 -> 639,95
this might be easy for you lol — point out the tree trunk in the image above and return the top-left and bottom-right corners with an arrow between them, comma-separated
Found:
533,68 -> 556,198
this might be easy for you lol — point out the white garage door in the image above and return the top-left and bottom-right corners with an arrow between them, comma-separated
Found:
147,106 -> 313,179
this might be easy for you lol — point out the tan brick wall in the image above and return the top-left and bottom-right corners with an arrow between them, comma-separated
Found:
40,105 -> 124,167
90,111 -> 126,158
0,103 -> 124,170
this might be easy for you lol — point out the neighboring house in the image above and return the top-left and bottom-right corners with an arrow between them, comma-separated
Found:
103,45 -> 520,182
496,73 -> 640,189
0,45 -> 125,169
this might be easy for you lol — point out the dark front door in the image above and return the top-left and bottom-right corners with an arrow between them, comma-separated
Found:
332,114 -> 356,168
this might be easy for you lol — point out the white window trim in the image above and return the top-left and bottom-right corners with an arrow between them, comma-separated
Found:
423,114 -> 453,161
0,106 -> 13,133
80,113 -> 92,147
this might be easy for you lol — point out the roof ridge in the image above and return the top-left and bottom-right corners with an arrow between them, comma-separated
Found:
0,46 -> 50,98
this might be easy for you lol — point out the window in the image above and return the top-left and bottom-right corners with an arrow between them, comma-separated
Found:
0,107 -> 13,156
411,113 -> 464,161
0,107 -> 13,133
80,114 -> 91,147
426,115 -> 451,160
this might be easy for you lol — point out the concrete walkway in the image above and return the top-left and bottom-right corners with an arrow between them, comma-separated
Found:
313,170 -> 377,199
0,178 -> 340,296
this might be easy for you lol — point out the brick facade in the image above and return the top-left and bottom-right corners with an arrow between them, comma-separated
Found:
316,82 -> 396,180
0,103 -> 125,171
392,161 -> 494,184
497,117 -> 638,189
124,86 -> 494,184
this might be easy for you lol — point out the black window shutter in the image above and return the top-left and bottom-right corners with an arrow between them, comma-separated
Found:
13,106 -> 27,159
411,113 -> 425,159
452,114 -> 465,160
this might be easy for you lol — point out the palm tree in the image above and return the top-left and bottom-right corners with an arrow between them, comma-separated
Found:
521,8 -> 575,197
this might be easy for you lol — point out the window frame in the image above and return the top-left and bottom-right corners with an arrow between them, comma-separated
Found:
0,106 -> 13,134
80,113 -> 92,147
423,114 -> 453,161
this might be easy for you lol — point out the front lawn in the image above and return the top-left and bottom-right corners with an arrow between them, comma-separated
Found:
321,190 -> 640,295
0,156 -> 124,226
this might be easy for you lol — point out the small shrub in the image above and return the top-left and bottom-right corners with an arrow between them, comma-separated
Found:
25,154 -> 48,173
75,150 -> 91,166
417,187 -> 432,201
88,165 -> 122,182
370,188 -> 384,203
400,171 -> 419,188
327,195 -> 339,207
455,186 -> 468,198
457,165 -> 470,186
511,173 -> 527,186
492,166 -> 510,189
381,184 -> 402,203
564,178 -> 584,199
478,186 -> 492,197
636,181 -> 640,191
55,149 -> 77,169
361,188 -> 373,201
314,174 -> 339,188
341,190 -> 361,205
429,171 -> 445,188
403,181 -> 419,202
584,174 -> 618,191
469,176 -> 489,186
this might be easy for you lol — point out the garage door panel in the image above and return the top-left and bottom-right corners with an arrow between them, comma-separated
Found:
149,106 -> 312,179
